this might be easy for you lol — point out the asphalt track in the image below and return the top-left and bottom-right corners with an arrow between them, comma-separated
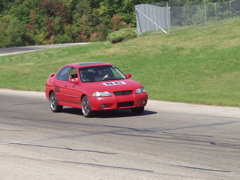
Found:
0,43 -> 89,56
0,89 -> 240,180
1,45 -> 240,179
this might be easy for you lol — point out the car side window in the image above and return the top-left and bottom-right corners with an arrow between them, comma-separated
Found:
56,66 -> 71,81
69,68 -> 78,79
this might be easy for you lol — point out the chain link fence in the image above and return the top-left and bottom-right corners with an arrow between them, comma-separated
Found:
135,4 -> 170,35
135,0 -> 240,35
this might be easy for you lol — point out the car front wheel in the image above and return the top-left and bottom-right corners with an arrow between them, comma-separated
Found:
82,96 -> 94,117
131,106 -> 144,115
49,92 -> 63,112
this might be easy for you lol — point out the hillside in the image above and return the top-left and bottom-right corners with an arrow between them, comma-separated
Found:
0,21 -> 240,107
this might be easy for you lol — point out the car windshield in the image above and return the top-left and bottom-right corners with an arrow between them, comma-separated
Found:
79,65 -> 126,82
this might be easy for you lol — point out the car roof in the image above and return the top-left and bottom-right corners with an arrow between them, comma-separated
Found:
67,62 -> 112,68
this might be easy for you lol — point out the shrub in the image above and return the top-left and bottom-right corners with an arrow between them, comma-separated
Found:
107,28 -> 137,43
56,34 -> 73,44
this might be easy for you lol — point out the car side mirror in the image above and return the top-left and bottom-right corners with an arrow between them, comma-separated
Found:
70,78 -> 78,83
125,74 -> 132,79
50,73 -> 55,77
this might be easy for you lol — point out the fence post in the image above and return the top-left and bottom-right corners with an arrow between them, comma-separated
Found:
229,0 -> 233,18
166,2 -> 171,34
204,0 -> 208,28
214,3 -> 217,19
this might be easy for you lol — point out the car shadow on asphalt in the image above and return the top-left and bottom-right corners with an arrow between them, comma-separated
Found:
62,108 -> 157,118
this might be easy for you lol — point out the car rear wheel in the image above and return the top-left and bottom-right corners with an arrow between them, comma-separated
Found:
82,96 -> 94,117
131,106 -> 144,115
49,92 -> 63,112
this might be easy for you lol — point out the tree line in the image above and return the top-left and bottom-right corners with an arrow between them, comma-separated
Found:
0,0 -> 229,47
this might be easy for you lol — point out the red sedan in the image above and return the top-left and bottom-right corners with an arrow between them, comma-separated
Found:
45,62 -> 148,117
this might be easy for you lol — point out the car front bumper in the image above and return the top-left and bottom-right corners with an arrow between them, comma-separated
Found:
89,93 -> 148,111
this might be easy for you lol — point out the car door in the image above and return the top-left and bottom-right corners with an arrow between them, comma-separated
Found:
63,67 -> 82,106
54,66 -> 71,103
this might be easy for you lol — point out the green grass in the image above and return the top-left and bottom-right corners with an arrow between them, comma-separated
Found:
1,21 -> 240,107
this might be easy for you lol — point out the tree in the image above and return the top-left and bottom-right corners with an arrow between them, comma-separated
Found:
0,15 -> 34,47
2,0 -> 223,47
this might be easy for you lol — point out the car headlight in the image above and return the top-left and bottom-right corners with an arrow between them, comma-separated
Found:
136,88 -> 146,94
92,92 -> 112,97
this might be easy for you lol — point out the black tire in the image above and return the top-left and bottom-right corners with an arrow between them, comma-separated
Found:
131,106 -> 144,115
82,96 -> 94,117
49,92 -> 63,112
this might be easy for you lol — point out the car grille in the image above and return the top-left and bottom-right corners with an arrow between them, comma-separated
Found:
114,90 -> 132,96
117,101 -> 134,108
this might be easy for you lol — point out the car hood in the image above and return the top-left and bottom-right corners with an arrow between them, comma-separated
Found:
85,79 -> 144,92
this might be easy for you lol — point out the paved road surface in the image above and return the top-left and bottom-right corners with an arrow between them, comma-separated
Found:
0,89 -> 240,179
0,43 -> 89,56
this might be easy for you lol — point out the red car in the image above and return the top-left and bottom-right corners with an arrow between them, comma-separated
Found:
45,62 -> 148,117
